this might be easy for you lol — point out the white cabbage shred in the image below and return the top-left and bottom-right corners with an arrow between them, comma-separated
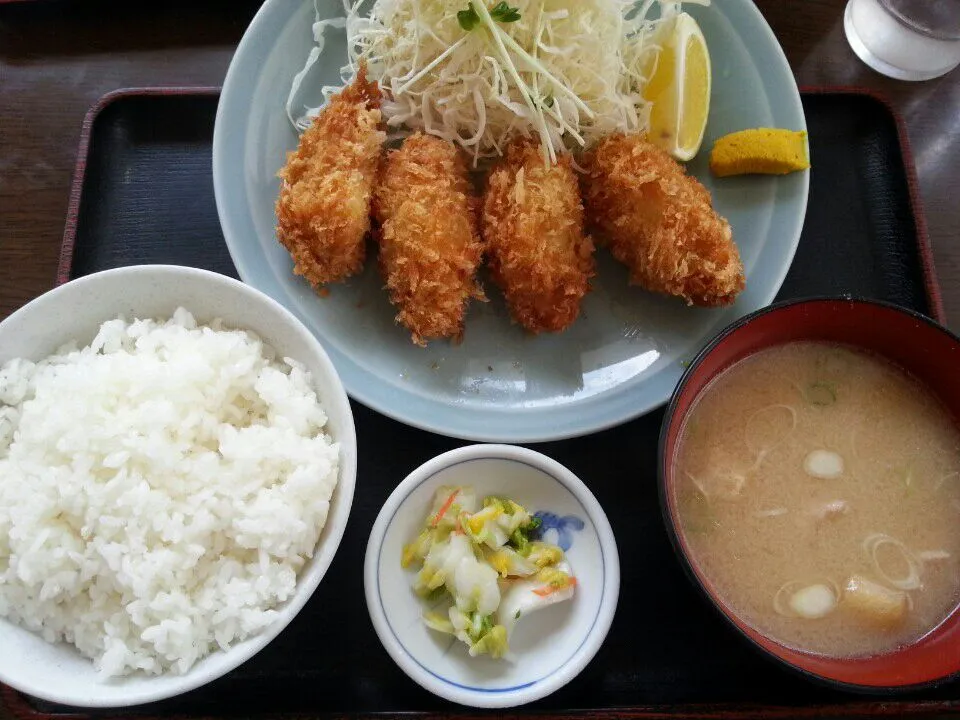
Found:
287,0 -> 709,164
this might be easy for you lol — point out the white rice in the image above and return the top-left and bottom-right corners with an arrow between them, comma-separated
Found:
0,308 -> 339,677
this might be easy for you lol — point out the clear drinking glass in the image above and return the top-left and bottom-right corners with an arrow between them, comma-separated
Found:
844,0 -> 960,81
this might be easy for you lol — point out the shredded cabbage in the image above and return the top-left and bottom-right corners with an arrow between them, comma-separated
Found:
287,0 -> 709,164
285,14 -> 347,129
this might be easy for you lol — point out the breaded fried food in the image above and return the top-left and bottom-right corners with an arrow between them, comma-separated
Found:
275,64 -> 385,287
482,138 -> 595,333
583,133 -> 745,306
373,133 -> 485,345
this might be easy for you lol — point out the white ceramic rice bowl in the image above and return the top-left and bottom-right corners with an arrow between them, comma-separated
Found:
0,265 -> 357,708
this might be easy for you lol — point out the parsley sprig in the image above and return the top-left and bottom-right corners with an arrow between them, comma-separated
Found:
491,1 -> 522,22
458,2 -> 522,32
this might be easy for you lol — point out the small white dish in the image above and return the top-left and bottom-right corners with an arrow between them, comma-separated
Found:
0,265 -> 357,708
364,444 -> 619,708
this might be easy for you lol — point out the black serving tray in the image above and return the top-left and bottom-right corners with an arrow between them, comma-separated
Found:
5,87 -> 954,719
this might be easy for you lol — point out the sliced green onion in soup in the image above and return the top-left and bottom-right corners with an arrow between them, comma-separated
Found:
804,381 -> 837,407
745,404 -> 797,457
679,475 -> 719,534
862,533 -> 922,591
814,347 -> 852,379
935,471 -> 959,492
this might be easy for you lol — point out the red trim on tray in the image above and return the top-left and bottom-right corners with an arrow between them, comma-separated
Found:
799,85 -> 945,324
57,87 -> 222,288
4,684 -> 960,720
2,686 -> 36,720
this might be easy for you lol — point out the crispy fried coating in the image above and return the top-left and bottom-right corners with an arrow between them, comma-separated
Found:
582,133 -> 745,306
482,138 -> 595,334
372,133 -> 485,345
275,64 -> 385,287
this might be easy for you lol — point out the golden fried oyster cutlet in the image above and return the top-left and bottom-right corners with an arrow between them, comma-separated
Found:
482,138 -> 595,334
373,133 -> 485,346
275,64 -> 385,288
583,133 -> 745,307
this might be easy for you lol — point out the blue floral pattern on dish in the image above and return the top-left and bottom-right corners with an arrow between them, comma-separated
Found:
533,511 -> 584,551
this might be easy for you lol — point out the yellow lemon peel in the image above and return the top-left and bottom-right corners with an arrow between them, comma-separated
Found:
710,128 -> 810,177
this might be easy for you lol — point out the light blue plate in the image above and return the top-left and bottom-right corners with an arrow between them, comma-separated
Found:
213,0 -> 808,443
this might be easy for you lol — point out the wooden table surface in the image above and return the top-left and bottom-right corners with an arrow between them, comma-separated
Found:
0,0 -> 959,717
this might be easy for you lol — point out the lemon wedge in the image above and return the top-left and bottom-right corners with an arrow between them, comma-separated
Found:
643,13 -> 711,162
709,128 -> 810,176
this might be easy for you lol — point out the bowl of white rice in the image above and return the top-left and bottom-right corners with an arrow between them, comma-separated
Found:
0,265 -> 357,707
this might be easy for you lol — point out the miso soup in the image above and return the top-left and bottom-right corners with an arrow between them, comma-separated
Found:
674,342 -> 960,657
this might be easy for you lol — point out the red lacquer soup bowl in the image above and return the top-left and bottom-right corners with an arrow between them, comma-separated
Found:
659,298 -> 960,691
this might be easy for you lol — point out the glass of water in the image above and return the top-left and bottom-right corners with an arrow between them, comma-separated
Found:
844,0 -> 960,81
